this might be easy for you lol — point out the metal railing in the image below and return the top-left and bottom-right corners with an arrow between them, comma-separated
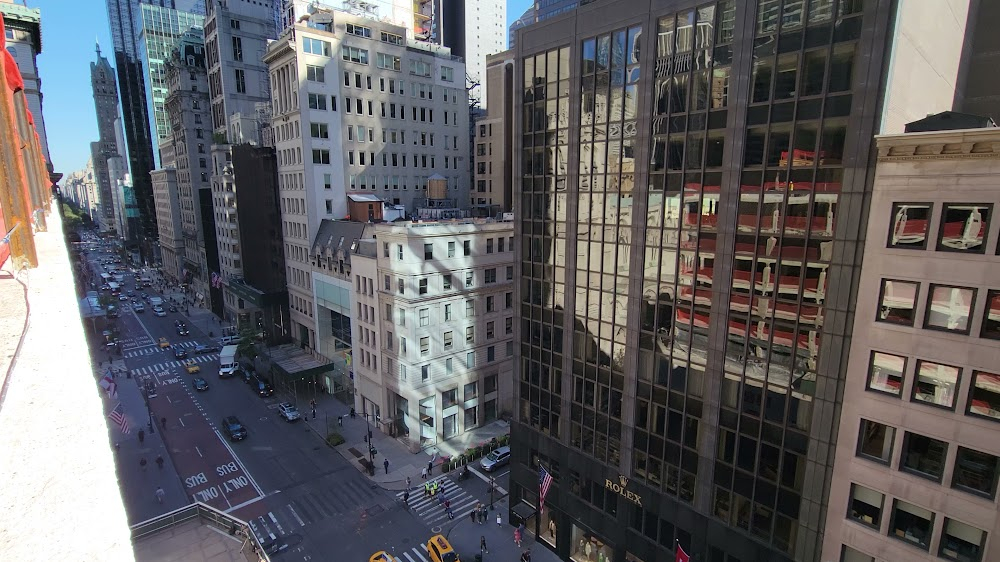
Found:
130,502 -> 269,562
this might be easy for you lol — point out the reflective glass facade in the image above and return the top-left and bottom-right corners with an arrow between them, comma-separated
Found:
512,1 -> 893,561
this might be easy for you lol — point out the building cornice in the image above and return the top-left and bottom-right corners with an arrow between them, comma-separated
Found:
876,128 -> 1000,161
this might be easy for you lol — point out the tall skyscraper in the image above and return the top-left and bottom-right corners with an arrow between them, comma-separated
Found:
1,0 -> 52,171
510,1 -> 974,562
91,43 -> 127,235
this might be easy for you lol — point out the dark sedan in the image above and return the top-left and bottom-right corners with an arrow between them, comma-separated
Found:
174,348 -> 188,360
192,377 -> 209,391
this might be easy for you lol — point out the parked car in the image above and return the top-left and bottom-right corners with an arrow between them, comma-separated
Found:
174,348 -> 187,360
192,377 -> 209,391
222,416 -> 247,441
239,368 -> 253,384
277,402 -> 301,422
480,446 -> 511,472
253,377 -> 274,397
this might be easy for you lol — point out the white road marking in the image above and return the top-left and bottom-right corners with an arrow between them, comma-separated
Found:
287,505 -> 306,527
195,446 -> 203,458
178,418 -> 185,427
214,429 -> 266,498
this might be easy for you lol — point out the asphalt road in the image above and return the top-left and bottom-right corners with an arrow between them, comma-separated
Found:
83,246 -> 509,561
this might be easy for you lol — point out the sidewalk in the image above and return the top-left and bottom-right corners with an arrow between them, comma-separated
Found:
101,358 -> 190,523
439,498 -> 560,562
298,393 -> 510,491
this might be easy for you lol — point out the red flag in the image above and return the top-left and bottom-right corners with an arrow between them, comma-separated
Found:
675,543 -> 689,562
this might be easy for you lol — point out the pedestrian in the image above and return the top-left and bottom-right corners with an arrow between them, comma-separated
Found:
421,467 -> 428,480
160,416 -> 167,430
138,429 -> 145,445
424,482 -> 430,497
384,458 -> 390,474
405,476 -> 412,489
470,509 -> 477,524
403,490 -> 409,507
447,506 -> 454,519
481,505 -> 489,524
444,499 -> 451,512
480,536 -> 489,554
519,522 -> 526,540
155,455 -> 164,470
514,527 -> 522,547
427,460 -> 433,476
497,513 -> 502,526
155,487 -> 165,504
139,457 -> 147,471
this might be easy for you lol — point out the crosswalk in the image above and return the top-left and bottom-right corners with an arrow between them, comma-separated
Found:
124,339 -> 205,358
373,544 -> 433,562
247,482 -> 383,543
128,353 -> 219,376
396,476 -> 481,527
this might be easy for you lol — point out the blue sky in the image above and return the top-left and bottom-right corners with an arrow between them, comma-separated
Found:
28,0 -> 534,177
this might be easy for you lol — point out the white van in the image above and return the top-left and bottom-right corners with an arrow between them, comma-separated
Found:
219,335 -> 241,346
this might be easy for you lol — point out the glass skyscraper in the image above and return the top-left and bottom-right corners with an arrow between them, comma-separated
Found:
509,1 -> 971,561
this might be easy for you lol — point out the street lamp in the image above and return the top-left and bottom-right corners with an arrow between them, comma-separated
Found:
362,411 -> 376,475
140,375 -> 156,434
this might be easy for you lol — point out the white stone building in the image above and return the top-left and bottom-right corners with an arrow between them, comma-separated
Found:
150,168 -> 183,281
264,2 -> 470,350
351,219 -> 515,447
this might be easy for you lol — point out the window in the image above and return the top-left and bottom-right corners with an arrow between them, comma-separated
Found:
424,243 -> 433,259
400,364 -> 407,380
418,308 -> 429,327
385,303 -> 392,320
377,53 -> 401,71
847,483 -> 883,529
303,38 -> 331,56
463,240 -> 471,256
867,351 -> 905,396
397,278 -> 405,294
235,68 -> 246,93
486,296 -> 495,313
888,203 -> 932,249
952,447 -> 1000,499
443,274 -> 452,290
444,331 -> 453,349
938,204 -> 990,253
857,419 -> 895,464
310,123 -> 329,138
444,304 -> 452,321
448,241 -> 456,257
465,271 -> 473,288
441,66 -> 454,81
486,321 -> 495,339
420,336 -> 429,355
306,64 -> 325,82
419,278 -> 428,295
877,279 -> 918,326
400,336 -> 407,354
506,266 -> 514,281
397,245 -> 403,260
342,46 -> 369,64
485,268 -> 496,284
840,546 -> 874,562
925,284 -> 975,333
505,317 -> 513,334
982,290 -> 1000,339
940,518 -> 987,562
487,346 -> 495,362
398,308 -> 406,326
506,341 -> 513,357
446,358 -> 453,375
324,200 -> 333,214
345,23 -> 371,37
900,432 -> 947,482
485,375 -> 497,394
443,388 -> 458,408
324,173 -> 333,189
506,292 -> 513,309
466,300 -> 475,317
312,149 -> 331,164
380,31 -> 403,45
307,93 -> 327,110
466,351 -> 475,369
913,360 -> 960,409
889,499 -> 933,551
968,370 -> 1000,421
466,326 -> 474,343
232,36 -> 243,61
422,364 -> 430,381
410,60 -> 431,76
498,237 -> 505,252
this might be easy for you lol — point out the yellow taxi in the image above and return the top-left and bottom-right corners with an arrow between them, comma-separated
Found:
369,552 -> 394,562
184,360 -> 200,374
158,337 -> 170,349
426,535 -> 459,562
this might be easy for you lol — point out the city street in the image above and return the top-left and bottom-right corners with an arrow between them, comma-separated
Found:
80,246 -> 540,561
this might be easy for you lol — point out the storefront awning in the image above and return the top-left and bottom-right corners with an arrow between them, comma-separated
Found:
512,501 -> 536,522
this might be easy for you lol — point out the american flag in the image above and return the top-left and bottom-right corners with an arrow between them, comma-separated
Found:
109,402 -> 129,434
539,466 -> 553,514
99,370 -> 118,399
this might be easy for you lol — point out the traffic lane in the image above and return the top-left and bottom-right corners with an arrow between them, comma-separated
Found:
151,375 -> 264,512
188,377 -> 346,493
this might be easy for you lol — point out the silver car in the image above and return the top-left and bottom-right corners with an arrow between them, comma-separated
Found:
278,402 -> 301,422
480,446 -> 511,472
